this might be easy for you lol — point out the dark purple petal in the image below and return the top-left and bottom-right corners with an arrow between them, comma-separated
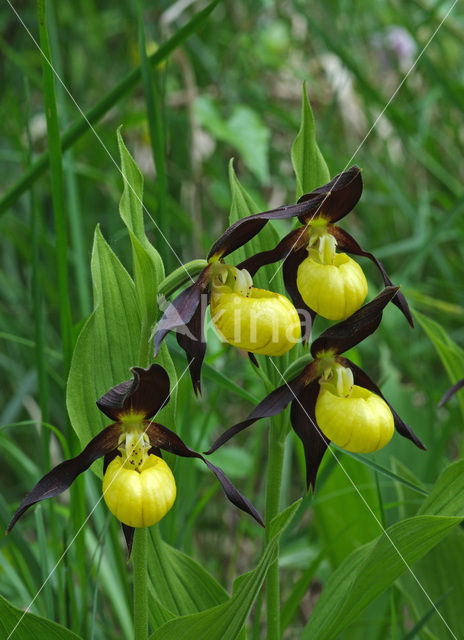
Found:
331,226 -> 413,327
7,424 -> 121,533
340,357 -> 426,450
290,380 -> 329,491
97,364 -> 171,421
297,166 -> 362,224
311,286 -> 400,357
145,423 -> 263,526
237,228 -> 308,277
176,300 -> 206,397
283,247 -> 315,343
153,266 -> 211,356
205,376 -> 307,454
248,352 -> 260,368
202,458 -> 264,527
438,378 -> 464,407
207,167 -> 361,261
207,175 -> 358,262
122,524 -> 135,558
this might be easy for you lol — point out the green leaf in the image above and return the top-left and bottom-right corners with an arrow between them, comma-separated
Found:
147,530 -> 229,625
301,516 -> 460,640
67,227 -> 141,449
291,83 -> 330,200
414,309 -> 464,419
117,129 -> 167,368
227,106 -> 270,184
148,501 -> 300,640
342,451 -> 428,497
194,98 -> 270,183
228,160 -> 284,294
312,454 -> 382,568
227,161 -> 291,381
300,461 -> 464,640
117,130 -> 177,425
399,530 -> 464,640
417,459 -> 464,517
0,594 -> 83,640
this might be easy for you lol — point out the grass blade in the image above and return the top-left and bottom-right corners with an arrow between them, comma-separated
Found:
0,0 -> 221,216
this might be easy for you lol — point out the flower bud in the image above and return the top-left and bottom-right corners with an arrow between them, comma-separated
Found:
211,287 -> 301,356
297,253 -> 367,321
103,454 -> 176,528
315,385 -> 394,453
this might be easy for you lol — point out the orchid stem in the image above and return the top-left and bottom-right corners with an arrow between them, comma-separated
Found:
265,416 -> 286,640
133,527 -> 148,640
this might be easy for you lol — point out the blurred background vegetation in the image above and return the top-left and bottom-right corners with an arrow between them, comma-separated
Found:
1,0 -> 464,638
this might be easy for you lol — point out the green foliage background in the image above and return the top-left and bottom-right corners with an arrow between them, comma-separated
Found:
1,1 -> 464,639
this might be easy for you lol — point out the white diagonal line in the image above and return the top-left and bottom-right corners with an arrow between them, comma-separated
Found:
5,0 -> 195,285
268,358 -> 458,640
6,361 -> 192,640
268,0 -> 459,285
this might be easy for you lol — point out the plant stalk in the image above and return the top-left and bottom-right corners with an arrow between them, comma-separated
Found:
265,418 -> 286,640
133,527 -> 149,640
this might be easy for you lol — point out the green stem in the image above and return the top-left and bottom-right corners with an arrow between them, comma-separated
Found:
158,259 -> 208,298
133,528 -> 148,640
265,418 -> 286,640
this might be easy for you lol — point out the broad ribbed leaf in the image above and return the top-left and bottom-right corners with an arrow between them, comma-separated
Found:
148,501 -> 300,640
227,162 -> 290,381
147,531 -> 229,630
418,460 -> 464,517
228,161 -> 283,292
291,83 -> 330,199
117,131 -> 177,425
394,462 -> 464,639
0,594 -> 83,640
398,530 -> 464,640
312,454 -> 382,568
301,516 -> 460,640
300,461 -> 464,640
117,129 -> 164,330
67,228 -> 141,448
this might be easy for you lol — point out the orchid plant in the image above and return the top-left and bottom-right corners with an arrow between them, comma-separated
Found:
6,91 -> 431,640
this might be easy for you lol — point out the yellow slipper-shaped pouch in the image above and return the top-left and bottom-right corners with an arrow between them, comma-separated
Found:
297,253 -> 368,321
103,454 -> 176,528
315,384 -> 394,453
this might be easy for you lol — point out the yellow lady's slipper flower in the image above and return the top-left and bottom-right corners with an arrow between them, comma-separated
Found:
7,365 -> 263,552
315,384 -> 394,453
296,252 -> 367,321
207,288 -> 424,491
210,264 -> 300,355
154,256 -> 300,394
103,454 -> 176,528
212,167 -> 413,337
